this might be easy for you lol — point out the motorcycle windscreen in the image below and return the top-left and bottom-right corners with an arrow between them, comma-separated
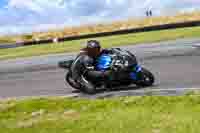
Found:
96,54 -> 112,71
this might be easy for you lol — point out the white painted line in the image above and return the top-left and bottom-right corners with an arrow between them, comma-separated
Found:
192,44 -> 200,48
0,88 -> 199,101
0,94 -> 79,101
147,87 -> 199,92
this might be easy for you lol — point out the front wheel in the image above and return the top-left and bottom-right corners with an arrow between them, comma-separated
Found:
66,72 -> 96,94
65,72 -> 82,90
135,68 -> 155,87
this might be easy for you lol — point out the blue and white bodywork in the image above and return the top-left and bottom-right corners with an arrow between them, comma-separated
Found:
96,54 -> 142,81
96,54 -> 112,71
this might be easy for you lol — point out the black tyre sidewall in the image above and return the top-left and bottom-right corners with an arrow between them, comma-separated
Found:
65,72 -> 82,90
136,68 -> 155,87
80,76 -> 97,94
66,72 -> 96,94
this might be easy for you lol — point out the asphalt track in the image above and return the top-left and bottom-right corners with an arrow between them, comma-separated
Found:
0,38 -> 200,99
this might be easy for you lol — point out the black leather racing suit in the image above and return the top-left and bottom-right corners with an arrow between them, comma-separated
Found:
70,52 -> 110,91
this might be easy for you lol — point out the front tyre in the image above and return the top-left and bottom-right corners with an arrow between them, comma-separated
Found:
136,68 -> 155,87
65,72 -> 82,90
66,72 -> 96,94
80,76 -> 97,94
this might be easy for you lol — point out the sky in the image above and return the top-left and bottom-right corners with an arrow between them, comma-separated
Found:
0,0 -> 200,35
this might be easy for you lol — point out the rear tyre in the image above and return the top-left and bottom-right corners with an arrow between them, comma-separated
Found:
136,68 -> 155,87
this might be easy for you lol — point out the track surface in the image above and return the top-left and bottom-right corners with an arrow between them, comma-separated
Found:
0,38 -> 200,98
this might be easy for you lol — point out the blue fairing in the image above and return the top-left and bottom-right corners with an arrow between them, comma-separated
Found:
96,54 -> 112,71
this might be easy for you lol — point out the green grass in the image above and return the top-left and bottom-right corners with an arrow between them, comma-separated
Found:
1,26 -> 200,60
1,94 -> 200,133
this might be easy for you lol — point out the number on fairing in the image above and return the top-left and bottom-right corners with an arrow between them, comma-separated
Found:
114,60 -> 122,66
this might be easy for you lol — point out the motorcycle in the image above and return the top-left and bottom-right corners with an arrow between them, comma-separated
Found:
58,48 -> 155,94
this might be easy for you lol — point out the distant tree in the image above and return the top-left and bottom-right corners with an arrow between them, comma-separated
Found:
23,34 -> 33,40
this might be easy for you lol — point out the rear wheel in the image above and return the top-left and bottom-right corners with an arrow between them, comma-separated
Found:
136,68 -> 155,87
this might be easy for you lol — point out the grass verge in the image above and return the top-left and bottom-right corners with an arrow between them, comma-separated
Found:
1,11 -> 200,44
0,26 -> 200,60
1,93 -> 200,133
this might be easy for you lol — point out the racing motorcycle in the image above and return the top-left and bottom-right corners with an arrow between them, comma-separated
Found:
58,48 -> 155,94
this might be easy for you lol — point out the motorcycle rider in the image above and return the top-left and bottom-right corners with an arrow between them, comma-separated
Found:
70,40 -> 112,94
